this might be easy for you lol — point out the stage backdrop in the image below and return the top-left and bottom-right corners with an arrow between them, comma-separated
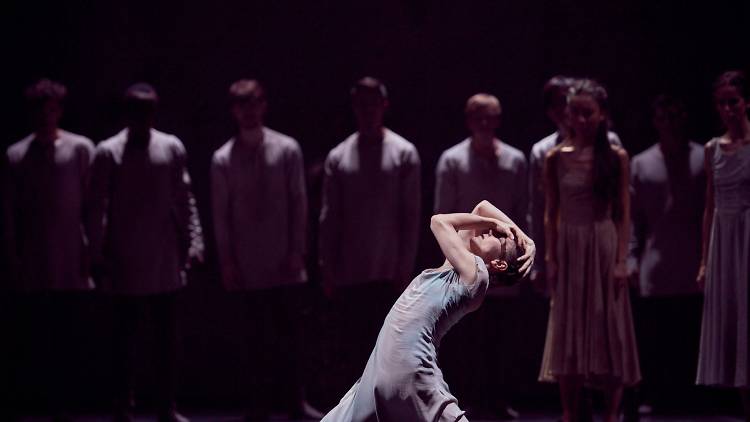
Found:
1,0 -> 748,413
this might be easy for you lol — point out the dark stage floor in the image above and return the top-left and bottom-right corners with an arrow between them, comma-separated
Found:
15,414 -> 747,422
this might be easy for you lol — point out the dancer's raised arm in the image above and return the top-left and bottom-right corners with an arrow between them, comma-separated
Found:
471,200 -> 536,277
430,213 -> 511,284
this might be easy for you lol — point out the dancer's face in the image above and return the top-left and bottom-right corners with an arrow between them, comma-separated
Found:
714,85 -> 748,127
31,98 -> 63,130
124,100 -> 156,134
567,94 -> 605,139
653,103 -> 688,143
352,90 -> 387,133
466,106 -> 501,138
232,96 -> 266,130
546,89 -> 568,128
469,230 -> 506,263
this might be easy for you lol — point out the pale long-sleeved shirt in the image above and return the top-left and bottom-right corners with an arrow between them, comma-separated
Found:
4,130 -> 95,291
211,127 -> 307,291
319,129 -> 421,287
528,130 -> 621,276
87,129 -> 193,295
629,142 -> 704,297
435,138 -> 527,296
435,138 -> 528,227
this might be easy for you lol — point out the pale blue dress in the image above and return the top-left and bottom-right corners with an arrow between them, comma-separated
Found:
696,140 -> 750,387
322,255 -> 489,422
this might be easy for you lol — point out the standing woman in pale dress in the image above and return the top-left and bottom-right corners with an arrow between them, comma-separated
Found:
696,70 -> 750,419
539,79 -> 640,422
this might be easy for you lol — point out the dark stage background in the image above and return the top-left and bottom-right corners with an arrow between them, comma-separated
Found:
2,0 -> 749,415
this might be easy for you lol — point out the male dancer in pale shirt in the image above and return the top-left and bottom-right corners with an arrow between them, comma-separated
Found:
627,95 -> 705,414
211,79 -> 322,421
319,77 -> 421,397
87,84 -> 195,422
435,93 -> 527,419
4,79 -> 95,422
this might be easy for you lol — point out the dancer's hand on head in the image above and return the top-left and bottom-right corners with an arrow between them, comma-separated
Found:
490,219 -> 514,240
510,226 -> 535,278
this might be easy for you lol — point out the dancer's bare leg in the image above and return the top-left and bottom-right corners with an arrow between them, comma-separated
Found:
559,376 -> 583,422
603,384 -> 624,422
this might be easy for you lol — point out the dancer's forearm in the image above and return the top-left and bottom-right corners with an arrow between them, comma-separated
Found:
700,150 -> 715,269
615,149 -> 631,264
471,200 -> 517,228
431,212 -> 497,233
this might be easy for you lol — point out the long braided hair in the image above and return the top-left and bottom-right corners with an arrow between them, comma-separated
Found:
567,79 -> 622,221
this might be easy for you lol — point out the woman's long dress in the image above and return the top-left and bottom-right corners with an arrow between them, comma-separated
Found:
696,140 -> 750,387
539,149 -> 641,386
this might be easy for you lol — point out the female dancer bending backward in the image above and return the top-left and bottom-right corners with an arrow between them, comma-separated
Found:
322,200 -> 535,422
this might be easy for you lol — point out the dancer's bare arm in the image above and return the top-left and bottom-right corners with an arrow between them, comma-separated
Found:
430,213 -> 510,284
614,146 -> 631,287
471,200 -> 536,277
697,141 -> 716,290
544,150 -> 560,288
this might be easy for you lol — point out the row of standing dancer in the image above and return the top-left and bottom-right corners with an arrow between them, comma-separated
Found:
2,71 -> 749,421
532,72 -> 748,421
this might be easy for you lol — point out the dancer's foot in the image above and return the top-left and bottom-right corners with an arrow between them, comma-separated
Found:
290,399 -> 326,420
113,410 -> 134,422
157,408 -> 190,422
493,405 -> 520,420
52,412 -> 74,422
244,408 -> 269,422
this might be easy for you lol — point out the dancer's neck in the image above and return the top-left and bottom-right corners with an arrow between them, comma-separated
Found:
556,124 -> 568,139
569,133 -> 595,149
358,127 -> 384,144
127,127 -> 151,146
237,126 -> 264,148
725,118 -> 750,143
470,136 -> 499,159
34,126 -> 59,145
658,133 -> 689,155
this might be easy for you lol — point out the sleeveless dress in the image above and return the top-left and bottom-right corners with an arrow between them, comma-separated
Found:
539,149 -> 641,386
321,255 -> 489,422
696,140 -> 750,387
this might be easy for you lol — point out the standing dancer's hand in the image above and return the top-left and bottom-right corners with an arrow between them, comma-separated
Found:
186,249 -> 205,270
510,226 -> 536,279
530,269 -> 546,293
321,266 -> 338,300
221,264 -> 241,290
545,260 -> 558,292
627,261 -> 639,288
322,282 -> 337,301
614,261 -> 628,287
696,265 -> 707,291
282,253 -> 305,278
